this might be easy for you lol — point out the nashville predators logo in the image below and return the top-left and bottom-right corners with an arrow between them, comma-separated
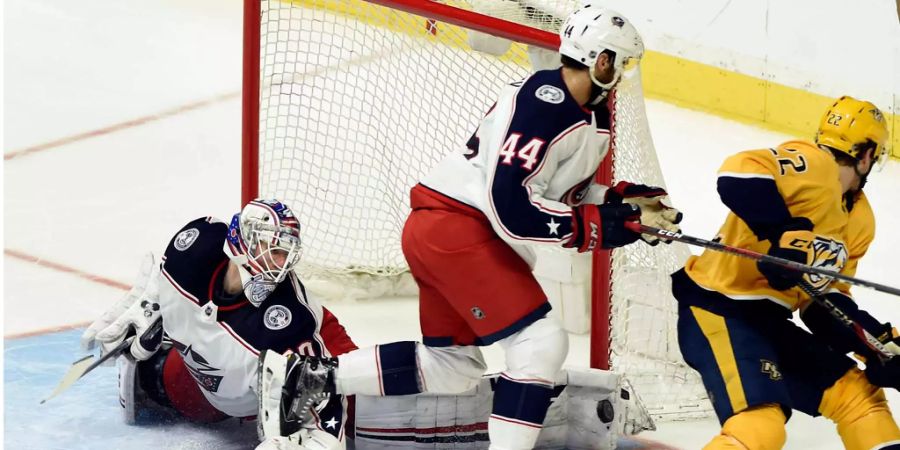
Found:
869,108 -> 884,122
804,237 -> 848,291
760,360 -> 782,381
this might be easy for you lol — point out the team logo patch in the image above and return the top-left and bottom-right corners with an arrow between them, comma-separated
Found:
535,85 -> 564,104
760,359 -> 782,380
471,307 -> 485,320
174,228 -> 200,251
264,305 -> 292,330
805,237 -> 848,291
173,342 -> 224,393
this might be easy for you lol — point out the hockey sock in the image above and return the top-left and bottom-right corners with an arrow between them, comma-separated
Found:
487,373 -> 554,450
337,341 -> 421,396
704,404 -> 786,450
821,368 -> 900,450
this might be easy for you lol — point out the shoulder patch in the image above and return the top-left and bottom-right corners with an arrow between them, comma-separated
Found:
264,305 -> 292,330
174,228 -> 200,251
535,84 -> 564,104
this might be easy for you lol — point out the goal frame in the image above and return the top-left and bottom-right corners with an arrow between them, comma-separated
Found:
241,0 -> 615,371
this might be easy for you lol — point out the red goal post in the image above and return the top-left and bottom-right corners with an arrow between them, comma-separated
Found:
242,0 -> 707,419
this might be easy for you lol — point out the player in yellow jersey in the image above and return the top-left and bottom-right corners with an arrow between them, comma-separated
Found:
673,96 -> 900,450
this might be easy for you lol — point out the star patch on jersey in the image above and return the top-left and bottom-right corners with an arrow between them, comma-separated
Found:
264,305 -> 292,330
174,228 -> 200,251
536,85 -> 564,104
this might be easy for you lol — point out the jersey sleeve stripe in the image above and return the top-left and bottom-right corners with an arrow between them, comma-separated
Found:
717,171 -> 775,180
218,321 -> 261,356
161,266 -> 202,305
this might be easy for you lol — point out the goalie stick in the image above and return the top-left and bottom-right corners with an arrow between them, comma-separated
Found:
40,336 -> 134,404
624,222 -> 900,297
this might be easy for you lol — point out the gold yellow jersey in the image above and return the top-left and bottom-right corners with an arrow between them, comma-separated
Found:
684,139 -> 875,311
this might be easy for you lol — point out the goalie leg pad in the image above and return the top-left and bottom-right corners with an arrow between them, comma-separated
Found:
820,368 -> 900,450
118,346 -> 226,425
705,404 -> 786,450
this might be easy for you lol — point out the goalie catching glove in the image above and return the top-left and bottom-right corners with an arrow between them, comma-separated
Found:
604,181 -> 683,245
80,252 -> 164,361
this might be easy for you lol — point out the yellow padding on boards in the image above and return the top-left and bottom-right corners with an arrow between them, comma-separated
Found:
819,368 -> 900,450
690,306 -> 748,414
704,404 -> 786,450
296,0 -> 900,160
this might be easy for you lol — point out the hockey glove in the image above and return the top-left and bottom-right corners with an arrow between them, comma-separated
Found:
801,292 -> 900,358
865,344 -> 900,391
81,253 -> 164,361
565,203 -> 641,252
605,181 -> 683,245
758,219 -> 848,291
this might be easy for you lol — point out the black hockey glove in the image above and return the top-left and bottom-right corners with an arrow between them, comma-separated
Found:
866,354 -> 900,391
565,203 -> 641,253
801,292 -> 900,359
604,181 -> 669,203
757,218 -> 815,290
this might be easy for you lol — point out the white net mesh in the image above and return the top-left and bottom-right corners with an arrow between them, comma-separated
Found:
252,0 -> 710,419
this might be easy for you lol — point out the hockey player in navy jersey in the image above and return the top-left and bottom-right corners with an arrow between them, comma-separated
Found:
81,199 -> 356,449
258,5 -> 683,450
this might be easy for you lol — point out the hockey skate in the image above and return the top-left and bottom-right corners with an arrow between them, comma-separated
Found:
257,350 -> 338,439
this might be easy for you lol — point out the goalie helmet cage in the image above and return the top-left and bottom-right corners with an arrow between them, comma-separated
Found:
242,0 -> 710,420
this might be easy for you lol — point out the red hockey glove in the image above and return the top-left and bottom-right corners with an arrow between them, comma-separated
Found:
565,203 -> 641,253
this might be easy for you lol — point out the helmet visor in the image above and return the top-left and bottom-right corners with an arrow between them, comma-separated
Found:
248,223 -> 302,283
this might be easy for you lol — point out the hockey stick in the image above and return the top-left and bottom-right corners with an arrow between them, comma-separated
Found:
796,281 -> 898,360
40,336 -> 134,404
625,222 -> 900,297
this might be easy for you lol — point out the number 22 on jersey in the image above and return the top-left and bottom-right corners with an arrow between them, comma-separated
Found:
499,133 -> 545,171
769,146 -> 808,175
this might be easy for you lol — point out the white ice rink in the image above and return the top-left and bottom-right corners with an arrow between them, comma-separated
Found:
4,0 -> 900,448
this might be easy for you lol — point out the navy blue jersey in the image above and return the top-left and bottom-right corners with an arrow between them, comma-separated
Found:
421,68 -> 613,266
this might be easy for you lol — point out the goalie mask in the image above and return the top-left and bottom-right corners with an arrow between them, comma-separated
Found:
224,199 -> 303,306
559,5 -> 644,90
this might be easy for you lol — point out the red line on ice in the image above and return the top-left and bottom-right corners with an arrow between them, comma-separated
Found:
4,248 -> 131,339
4,91 -> 239,161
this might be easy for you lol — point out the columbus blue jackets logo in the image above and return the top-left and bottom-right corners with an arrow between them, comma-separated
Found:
173,341 -> 224,393
173,228 -> 200,251
264,305 -> 292,330
535,85 -> 564,104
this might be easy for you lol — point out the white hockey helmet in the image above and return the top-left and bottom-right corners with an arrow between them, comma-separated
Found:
559,5 -> 644,89
224,199 -> 303,306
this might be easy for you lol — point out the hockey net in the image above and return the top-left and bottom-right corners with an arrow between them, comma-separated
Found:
243,0 -> 711,420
